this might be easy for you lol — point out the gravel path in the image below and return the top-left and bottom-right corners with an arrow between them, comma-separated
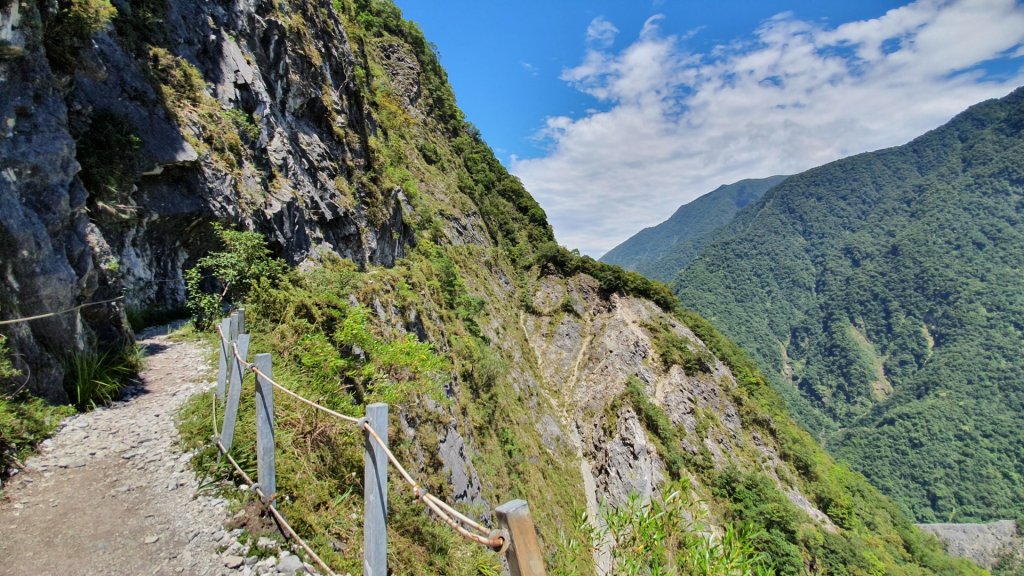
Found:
0,325 -> 295,576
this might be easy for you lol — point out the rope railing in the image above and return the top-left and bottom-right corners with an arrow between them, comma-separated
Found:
209,312 -> 544,575
0,295 -> 125,326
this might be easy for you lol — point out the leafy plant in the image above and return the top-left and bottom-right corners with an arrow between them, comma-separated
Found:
0,335 -> 19,383
185,224 -> 288,330
0,394 -> 75,474
556,482 -> 774,576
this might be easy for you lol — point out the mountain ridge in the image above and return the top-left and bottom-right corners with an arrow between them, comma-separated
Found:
601,175 -> 787,281
674,85 -> 1024,523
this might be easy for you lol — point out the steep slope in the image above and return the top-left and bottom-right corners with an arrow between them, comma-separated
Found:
675,86 -> 1024,523
0,0 -> 984,572
601,175 -> 787,281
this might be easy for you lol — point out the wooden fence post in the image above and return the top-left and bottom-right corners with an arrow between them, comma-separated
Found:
216,317 -> 232,400
236,307 -> 245,335
363,403 -> 388,576
220,333 -> 250,452
496,500 -> 547,576
254,353 -> 276,505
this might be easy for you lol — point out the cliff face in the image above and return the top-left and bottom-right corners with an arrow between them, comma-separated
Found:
0,0 -> 985,573
1,0 -> 126,401
1,0 -> 415,400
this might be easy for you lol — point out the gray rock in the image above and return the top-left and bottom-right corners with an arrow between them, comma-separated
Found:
223,555 -> 245,569
276,554 -> 305,574
437,427 -> 485,508
256,537 -> 279,550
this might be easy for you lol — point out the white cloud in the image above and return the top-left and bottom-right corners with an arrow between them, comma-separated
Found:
511,0 -> 1024,257
586,16 -> 619,48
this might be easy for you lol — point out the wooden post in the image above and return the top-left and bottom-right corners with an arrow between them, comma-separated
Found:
229,311 -> 239,342
363,403 -> 388,576
220,333 -> 250,453
236,307 -> 245,335
254,353 -> 276,505
496,500 -> 547,576
216,317 -> 232,400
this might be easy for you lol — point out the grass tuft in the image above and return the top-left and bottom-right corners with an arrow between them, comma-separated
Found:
62,345 -> 141,412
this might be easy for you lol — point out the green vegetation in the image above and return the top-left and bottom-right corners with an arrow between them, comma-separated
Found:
185,224 -> 289,330
62,345 -> 141,411
179,238 -> 589,574
0,394 -> 74,478
675,87 -> 1024,522
0,335 -> 17,382
0,337 -> 72,475
41,0 -> 117,71
602,175 -> 787,280
74,109 -> 143,215
534,241 -> 678,311
643,319 -> 713,375
555,482 -> 775,576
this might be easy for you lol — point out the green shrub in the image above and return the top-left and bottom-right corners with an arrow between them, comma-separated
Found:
0,394 -> 75,471
534,242 -> 677,311
643,319 -> 713,375
0,335 -> 18,382
185,224 -> 288,330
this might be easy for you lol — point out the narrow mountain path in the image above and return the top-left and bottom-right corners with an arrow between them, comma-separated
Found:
0,326 -> 240,576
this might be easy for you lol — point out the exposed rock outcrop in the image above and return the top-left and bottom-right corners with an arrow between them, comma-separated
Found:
1,0 -> 421,397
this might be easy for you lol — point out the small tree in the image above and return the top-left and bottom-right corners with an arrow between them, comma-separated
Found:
185,224 -> 288,330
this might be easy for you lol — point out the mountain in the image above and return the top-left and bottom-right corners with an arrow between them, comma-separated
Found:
0,0 -> 985,572
601,175 -> 787,281
675,86 -> 1024,523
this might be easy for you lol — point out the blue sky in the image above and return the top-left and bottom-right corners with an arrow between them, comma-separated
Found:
395,0 -> 1024,256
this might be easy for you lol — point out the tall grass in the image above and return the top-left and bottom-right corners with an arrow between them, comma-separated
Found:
62,345 -> 141,411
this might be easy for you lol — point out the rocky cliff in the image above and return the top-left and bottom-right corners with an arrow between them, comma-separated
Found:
0,0 -> 985,573
1,0 -> 415,401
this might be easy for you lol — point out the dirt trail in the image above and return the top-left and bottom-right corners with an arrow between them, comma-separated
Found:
0,326 -> 235,576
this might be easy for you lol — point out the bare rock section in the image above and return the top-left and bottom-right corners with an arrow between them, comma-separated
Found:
918,520 -> 1022,569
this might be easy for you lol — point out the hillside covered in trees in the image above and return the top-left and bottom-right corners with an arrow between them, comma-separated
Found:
602,175 -> 787,281
674,87 -> 1024,523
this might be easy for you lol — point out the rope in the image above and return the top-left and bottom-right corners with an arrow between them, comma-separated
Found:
362,421 -> 505,551
254,367 -> 361,424
214,440 -> 338,576
213,319 -> 507,557
0,295 -> 125,326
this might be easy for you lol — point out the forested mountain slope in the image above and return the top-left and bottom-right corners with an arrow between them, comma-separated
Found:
602,175 -> 787,281
675,86 -> 1024,523
0,0 -> 988,571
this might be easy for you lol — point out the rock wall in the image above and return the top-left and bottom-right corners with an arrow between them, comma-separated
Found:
0,0 -> 126,401
0,0 -> 419,398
